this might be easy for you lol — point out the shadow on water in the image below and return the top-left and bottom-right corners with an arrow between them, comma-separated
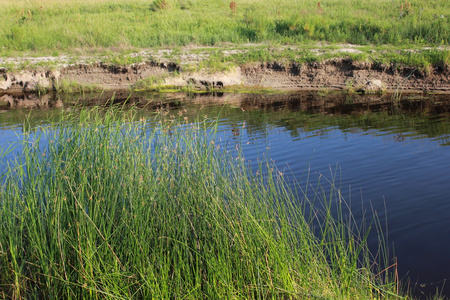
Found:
1,90 -> 450,299
1,90 -> 450,112
2,91 -> 449,145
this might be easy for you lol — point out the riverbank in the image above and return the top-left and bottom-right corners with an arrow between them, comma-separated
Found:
1,0 -> 449,95
1,45 -> 449,95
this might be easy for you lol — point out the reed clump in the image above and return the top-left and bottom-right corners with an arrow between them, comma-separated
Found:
0,108 -> 402,299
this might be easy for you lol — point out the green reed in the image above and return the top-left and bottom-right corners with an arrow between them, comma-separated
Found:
0,107 -> 403,299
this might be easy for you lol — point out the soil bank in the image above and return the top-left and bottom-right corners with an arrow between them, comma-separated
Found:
1,53 -> 449,95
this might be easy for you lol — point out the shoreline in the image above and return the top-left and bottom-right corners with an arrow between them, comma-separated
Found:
1,46 -> 449,96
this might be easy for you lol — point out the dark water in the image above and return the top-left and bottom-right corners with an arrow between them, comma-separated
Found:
1,91 -> 450,298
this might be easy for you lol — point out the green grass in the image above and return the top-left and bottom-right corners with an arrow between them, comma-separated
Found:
0,107 -> 404,299
0,0 -> 448,57
54,79 -> 102,94
196,47 -> 450,70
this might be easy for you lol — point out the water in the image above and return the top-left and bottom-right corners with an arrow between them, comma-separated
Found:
1,91 -> 449,298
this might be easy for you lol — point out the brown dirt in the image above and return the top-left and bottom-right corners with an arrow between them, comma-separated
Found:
1,57 -> 449,95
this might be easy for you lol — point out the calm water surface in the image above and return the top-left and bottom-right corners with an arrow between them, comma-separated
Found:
1,91 -> 449,298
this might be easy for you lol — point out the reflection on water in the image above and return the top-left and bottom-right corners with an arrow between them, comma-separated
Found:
2,90 -> 450,114
1,91 -> 450,298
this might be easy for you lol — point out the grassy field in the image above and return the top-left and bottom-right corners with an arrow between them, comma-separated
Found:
0,108 -> 403,299
0,0 -> 448,57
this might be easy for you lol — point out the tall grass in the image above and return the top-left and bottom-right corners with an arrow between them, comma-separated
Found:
0,107 -> 402,299
0,0 -> 448,55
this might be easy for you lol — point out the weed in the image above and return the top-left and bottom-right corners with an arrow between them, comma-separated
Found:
398,1 -> 412,19
131,75 -> 167,91
16,9 -> 32,24
55,79 -> 101,93
230,1 -> 237,14
345,78 -> 356,93
318,87 -> 332,96
150,0 -> 169,11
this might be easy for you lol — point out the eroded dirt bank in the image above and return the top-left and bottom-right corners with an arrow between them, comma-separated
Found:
1,57 -> 449,95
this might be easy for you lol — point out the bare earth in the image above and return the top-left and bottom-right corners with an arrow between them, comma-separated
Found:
1,46 -> 449,94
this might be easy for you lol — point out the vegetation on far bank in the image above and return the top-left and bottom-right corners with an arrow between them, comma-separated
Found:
0,0 -> 448,58
2,44 -> 449,75
0,108 -> 405,299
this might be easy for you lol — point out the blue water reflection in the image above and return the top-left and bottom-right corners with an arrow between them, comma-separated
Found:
1,92 -> 449,297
